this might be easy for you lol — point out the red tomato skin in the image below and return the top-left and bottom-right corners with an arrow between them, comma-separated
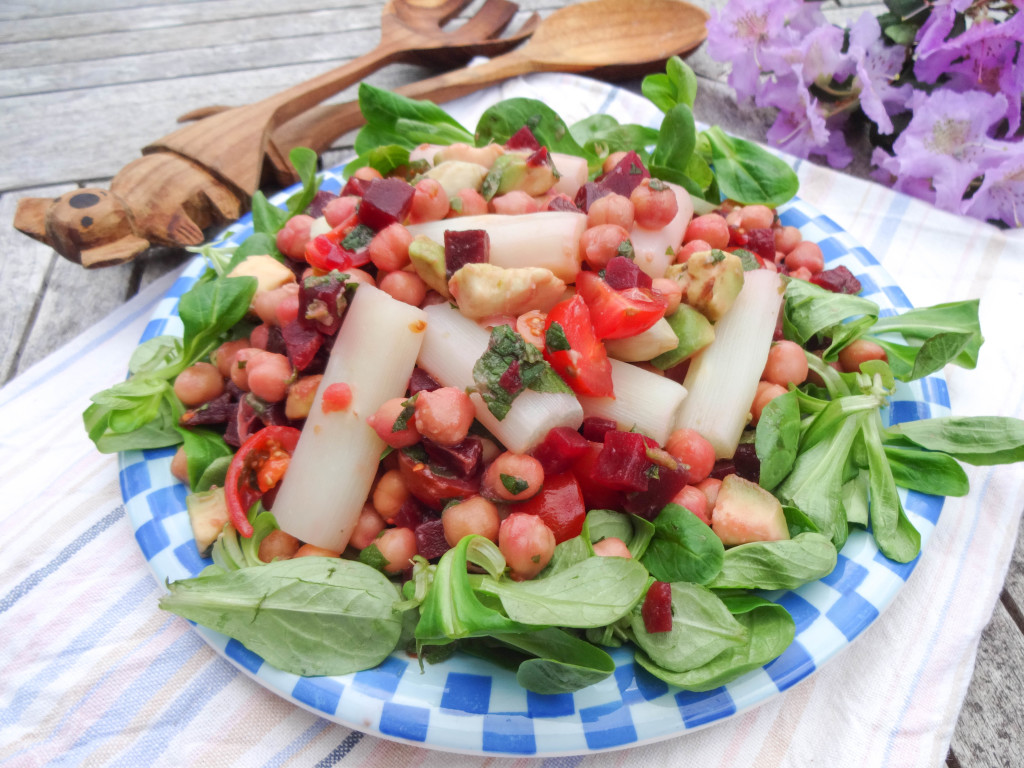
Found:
542,295 -> 614,398
575,271 -> 667,340
515,472 -> 586,543
225,425 -> 301,537
398,450 -> 477,511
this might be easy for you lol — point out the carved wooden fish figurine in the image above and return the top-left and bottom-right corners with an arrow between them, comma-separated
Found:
13,152 -> 245,268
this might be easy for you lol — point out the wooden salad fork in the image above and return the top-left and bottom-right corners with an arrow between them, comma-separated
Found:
12,0 -> 538,268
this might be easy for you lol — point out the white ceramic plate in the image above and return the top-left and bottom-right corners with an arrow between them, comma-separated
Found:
119,75 -> 951,756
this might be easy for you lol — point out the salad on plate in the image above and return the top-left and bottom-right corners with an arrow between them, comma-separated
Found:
86,59 -> 1024,706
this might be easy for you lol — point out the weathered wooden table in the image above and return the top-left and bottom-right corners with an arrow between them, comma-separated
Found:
2,1 -> 1021,765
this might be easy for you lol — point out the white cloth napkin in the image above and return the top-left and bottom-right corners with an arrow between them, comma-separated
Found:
2,74 -> 1022,768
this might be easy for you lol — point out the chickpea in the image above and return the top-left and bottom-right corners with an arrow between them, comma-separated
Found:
671,485 -> 710,525
249,324 -> 270,350
252,281 -> 299,326
442,496 -> 501,546
246,352 -> 293,403
213,338 -> 250,379
664,428 -> 716,485
374,527 -> 417,573
762,340 -> 809,387
352,166 -> 384,182
372,469 -> 410,522
751,381 -> 788,425
652,277 -> 682,315
343,268 -> 377,288
450,188 -> 489,217
586,193 -> 634,230
684,214 -> 729,250
379,270 -> 428,307
293,543 -> 341,558
258,529 -> 301,562
491,190 -> 539,216
630,179 -> 678,229
323,195 -> 359,228
413,386 -> 475,446
785,241 -> 825,274
602,151 -> 629,173
349,505 -> 387,550
676,238 -> 712,263
276,214 -> 314,261
592,537 -> 632,558
368,223 -> 413,272
773,225 -> 802,254
174,362 -> 225,407
838,339 -> 888,373
696,477 -> 722,509
407,178 -> 450,223
170,446 -> 189,484
229,347 -> 266,391
499,513 -> 556,581
366,397 -> 421,448
579,224 -> 632,270
482,452 -> 544,502
789,266 -> 813,282
738,204 -> 775,230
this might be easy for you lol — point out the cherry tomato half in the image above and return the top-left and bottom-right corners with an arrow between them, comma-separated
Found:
575,270 -> 667,340
225,425 -> 301,537
515,471 -> 586,543
542,295 -> 614,398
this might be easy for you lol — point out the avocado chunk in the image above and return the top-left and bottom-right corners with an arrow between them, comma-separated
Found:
650,304 -> 716,369
665,249 -> 744,322
711,474 -> 790,546
408,235 -> 451,299
481,152 -> 558,200
186,486 -> 230,557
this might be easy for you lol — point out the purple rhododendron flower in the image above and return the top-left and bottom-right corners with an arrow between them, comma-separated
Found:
964,150 -> 1024,226
837,13 -> 913,134
884,90 -> 1009,211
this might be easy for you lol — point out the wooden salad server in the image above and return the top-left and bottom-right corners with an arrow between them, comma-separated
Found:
13,0 -> 538,268
269,0 -> 711,166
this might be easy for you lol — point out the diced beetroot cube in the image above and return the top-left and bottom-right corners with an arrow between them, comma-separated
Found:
595,430 -> 652,492
506,125 -> 542,152
263,325 -> 287,356
415,519 -> 451,560
571,442 -> 626,510
573,181 -> 612,212
531,426 -> 590,476
745,228 -> 776,263
498,359 -> 522,395
727,226 -> 748,247
180,392 -> 237,428
732,442 -> 761,482
341,176 -> 373,198
604,256 -> 652,289
545,193 -> 579,213
422,436 -> 483,479
392,497 -> 426,529
526,146 -> 549,168
280,320 -> 323,371
710,458 -> 735,481
357,178 -> 415,231
444,229 -> 489,279
408,367 -> 441,395
582,416 -> 617,443
811,265 -> 862,294
642,581 -> 674,633
299,272 -> 349,335
623,464 -> 687,520
306,189 -> 339,218
597,151 -> 649,198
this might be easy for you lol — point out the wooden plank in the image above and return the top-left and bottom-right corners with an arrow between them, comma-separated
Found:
950,600 -> 1024,767
0,184 -> 74,384
0,0 -> 377,41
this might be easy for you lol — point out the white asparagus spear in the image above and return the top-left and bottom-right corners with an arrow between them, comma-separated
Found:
674,269 -> 785,458
271,286 -> 428,551
418,303 -> 583,453
406,211 -> 586,282
576,359 -> 688,446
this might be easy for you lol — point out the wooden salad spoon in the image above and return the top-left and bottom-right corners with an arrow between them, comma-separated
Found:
12,0 -> 538,268
271,0 -> 710,162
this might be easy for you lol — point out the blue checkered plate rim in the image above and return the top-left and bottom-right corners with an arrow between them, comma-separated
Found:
118,77 -> 950,755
